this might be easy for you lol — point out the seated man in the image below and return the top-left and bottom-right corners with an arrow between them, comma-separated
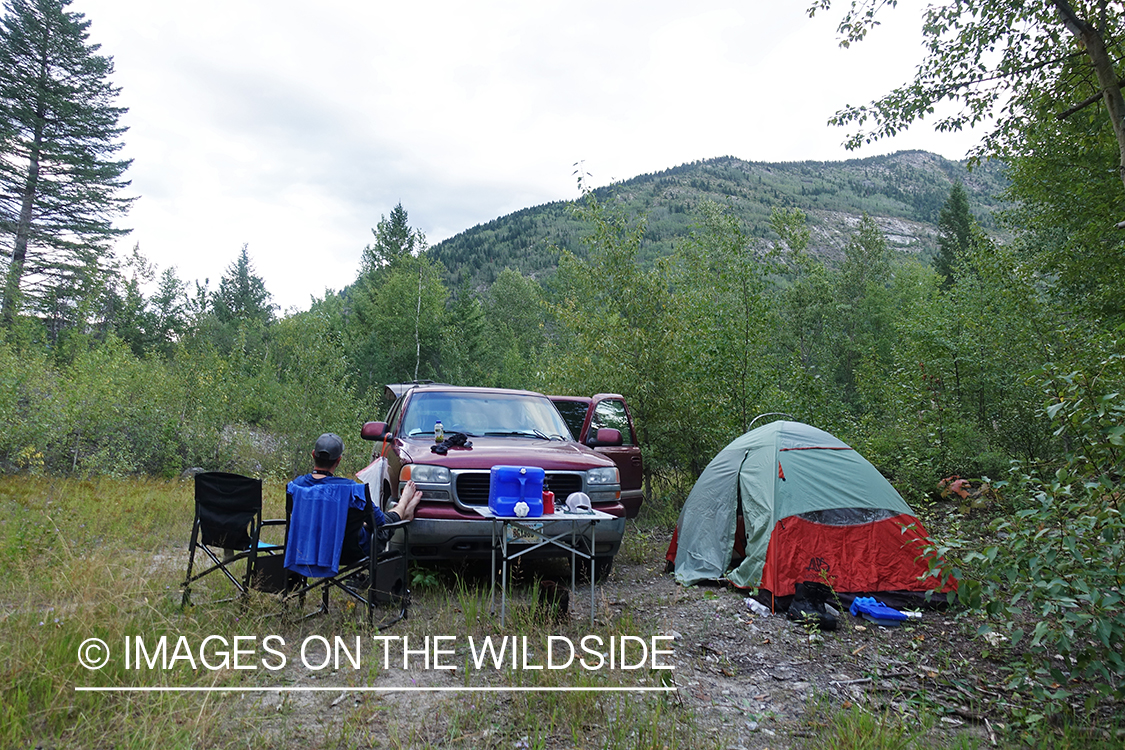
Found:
284,433 -> 421,578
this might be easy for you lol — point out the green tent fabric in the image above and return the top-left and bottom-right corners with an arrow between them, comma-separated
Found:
674,420 -> 913,588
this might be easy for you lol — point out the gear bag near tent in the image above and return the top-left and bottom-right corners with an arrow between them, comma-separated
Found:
667,421 -> 954,610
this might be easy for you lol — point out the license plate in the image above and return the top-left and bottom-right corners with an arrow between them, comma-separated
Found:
505,522 -> 544,542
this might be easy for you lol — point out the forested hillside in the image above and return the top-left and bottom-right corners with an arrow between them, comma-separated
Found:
429,151 -> 1008,289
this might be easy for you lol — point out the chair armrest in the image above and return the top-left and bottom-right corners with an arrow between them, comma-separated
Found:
372,517 -> 410,557
257,518 -> 288,550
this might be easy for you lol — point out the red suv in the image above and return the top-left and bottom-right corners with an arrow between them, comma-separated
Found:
361,384 -> 627,575
548,394 -> 644,518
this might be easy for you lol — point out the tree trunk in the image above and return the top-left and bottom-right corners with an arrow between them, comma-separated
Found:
1053,0 -> 1125,197
1,44 -> 48,326
413,261 -> 422,381
1,127 -> 44,326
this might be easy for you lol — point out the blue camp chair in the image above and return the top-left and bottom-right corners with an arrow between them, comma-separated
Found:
281,479 -> 410,629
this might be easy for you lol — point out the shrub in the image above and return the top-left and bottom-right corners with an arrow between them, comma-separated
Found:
952,346 -> 1125,707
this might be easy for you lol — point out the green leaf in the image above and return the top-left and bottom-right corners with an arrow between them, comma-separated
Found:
1030,621 -> 1051,647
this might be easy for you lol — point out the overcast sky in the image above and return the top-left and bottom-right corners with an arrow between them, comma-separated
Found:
70,0 -> 983,313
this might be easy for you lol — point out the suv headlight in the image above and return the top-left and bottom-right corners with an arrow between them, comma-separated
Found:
408,465 -> 451,484
586,467 -> 619,486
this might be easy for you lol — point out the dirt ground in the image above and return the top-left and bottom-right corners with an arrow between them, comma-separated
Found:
595,547 -> 997,748
179,518 -> 1123,749
216,535 -> 1012,749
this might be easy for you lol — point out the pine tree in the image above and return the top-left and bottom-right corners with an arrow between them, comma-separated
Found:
440,277 -> 487,385
361,203 -> 422,273
936,183 -> 973,285
0,0 -> 133,325
213,244 -> 274,326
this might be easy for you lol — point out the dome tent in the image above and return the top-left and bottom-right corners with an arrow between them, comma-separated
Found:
670,421 -> 952,609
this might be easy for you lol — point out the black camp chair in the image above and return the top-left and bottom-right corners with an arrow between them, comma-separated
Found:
281,482 -> 410,629
181,472 -> 287,607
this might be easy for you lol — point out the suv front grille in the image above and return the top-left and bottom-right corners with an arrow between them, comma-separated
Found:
453,471 -> 584,507
455,472 -> 491,506
545,473 -> 582,499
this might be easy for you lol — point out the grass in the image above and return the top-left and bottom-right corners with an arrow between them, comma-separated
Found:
0,475 -> 714,749
799,697 -> 1125,750
799,700 -> 936,749
0,476 -> 239,747
4,473 -> 1122,749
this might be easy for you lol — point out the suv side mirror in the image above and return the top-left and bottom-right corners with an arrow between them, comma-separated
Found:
587,428 -> 623,447
361,421 -> 390,441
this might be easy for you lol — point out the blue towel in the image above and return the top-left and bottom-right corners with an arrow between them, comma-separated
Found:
284,476 -> 366,577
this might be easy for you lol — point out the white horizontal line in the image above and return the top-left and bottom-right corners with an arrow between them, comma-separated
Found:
75,686 -> 676,693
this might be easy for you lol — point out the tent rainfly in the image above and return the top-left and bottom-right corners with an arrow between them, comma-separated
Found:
670,421 -> 953,606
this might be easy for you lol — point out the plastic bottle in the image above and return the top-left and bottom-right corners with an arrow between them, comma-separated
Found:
542,490 -> 555,514
745,598 -> 770,617
434,420 -> 444,443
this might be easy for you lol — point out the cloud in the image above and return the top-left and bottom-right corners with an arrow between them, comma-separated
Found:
70,0 -> 984,310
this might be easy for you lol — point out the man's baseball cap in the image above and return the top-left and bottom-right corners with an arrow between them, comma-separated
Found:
313,433 -> 344,462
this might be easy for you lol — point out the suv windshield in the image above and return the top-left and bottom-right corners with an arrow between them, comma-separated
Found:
400,391 -> 573,440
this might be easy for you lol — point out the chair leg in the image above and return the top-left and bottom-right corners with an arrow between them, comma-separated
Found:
368,550 -> 410,631
367,553 -> 376,628
182,521 -> 200,608
241,548 -> 256,602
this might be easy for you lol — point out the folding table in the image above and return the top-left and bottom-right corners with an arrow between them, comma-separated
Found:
473,506 -> 615,626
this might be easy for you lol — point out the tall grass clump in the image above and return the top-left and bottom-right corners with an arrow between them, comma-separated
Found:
0,475 -> 292,746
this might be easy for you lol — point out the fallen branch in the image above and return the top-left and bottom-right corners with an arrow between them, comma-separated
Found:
862,682 -> 993,724
947,681 -> 978,702
946,703 -> 990,723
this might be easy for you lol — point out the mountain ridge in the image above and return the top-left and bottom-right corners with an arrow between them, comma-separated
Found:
428,150 -> 1008,289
